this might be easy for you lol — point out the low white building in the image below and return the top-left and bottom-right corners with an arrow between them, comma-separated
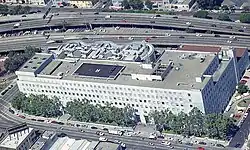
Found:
15,42 -> 249,124
152,0 -> 195,11
0,124 -> 36,150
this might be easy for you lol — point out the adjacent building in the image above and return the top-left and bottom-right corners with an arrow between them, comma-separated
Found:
69,0 -> 93,8
31,130 -> 121,150
0,123 -> 37,150
151,0 -> 195,11
15,41 -> 249,123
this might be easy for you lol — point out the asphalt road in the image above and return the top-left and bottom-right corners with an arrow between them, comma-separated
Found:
229,113 -> 250,148
1,32 -> 250,52
0,12 -> 250,36
0,84 -> 225,150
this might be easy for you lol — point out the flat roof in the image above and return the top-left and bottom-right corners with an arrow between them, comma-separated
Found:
95,142 -> 120,150
74,63 -> 124,79
33,50 -> 215,90
178,45 -> 221,53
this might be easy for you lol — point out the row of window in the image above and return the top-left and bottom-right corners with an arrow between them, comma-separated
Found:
22,82 -> 192,97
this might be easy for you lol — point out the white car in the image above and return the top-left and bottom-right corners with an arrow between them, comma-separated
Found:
114,140 -> 121,144
186,22 -> 191,25
227,40 -> 232,43
99,132 -> 105,136
128,37 -> 134,40
196,34 -> 202,37
99,137 -> 107,141
121,143 -> 126,148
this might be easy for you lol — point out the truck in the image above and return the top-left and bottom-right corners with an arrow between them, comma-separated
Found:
108,130 -> 123,136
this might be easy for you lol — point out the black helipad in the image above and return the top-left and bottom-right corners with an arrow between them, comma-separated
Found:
74,63 -> 124,79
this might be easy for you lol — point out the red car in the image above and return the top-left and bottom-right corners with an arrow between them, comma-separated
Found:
121,19 -> 127,23
18,115 -> 25,119
145,37 -> 151,42
240,80 -> 247,84
198,147 -> 205,150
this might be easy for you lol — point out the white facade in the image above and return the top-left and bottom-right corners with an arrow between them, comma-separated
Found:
29,0 -> 45,5
16,75 -> 204,123
15,43 -> 249,124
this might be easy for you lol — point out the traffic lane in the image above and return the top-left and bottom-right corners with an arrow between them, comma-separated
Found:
0,104 -> 222,150
229,114 -> 250,148
0,14 -> 249,35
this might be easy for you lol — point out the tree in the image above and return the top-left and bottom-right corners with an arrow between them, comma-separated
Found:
217,13 -> 231,21
240,13 -> 250,23
145,0 -> 153,10
65,100 -> 136,127
121,0 -> 130,9
196,0 -> 223,10
129,0 -> 144,10
237,83 -> 249,94
12,93 -> 63,117
193,10 -> 209,18
0,4 -> 9,15
4,46 -> 41,72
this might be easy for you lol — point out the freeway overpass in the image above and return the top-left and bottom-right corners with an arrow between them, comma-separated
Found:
0,12 -> 250,36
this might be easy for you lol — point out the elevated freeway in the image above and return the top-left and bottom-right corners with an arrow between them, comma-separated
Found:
0,31 -> 250,52
0,12 -> 250,36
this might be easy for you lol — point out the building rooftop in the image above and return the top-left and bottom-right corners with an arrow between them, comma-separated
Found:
51,41 -> 155,62
178,45 -> 221,53
22,49 -> 215,91
49,137 -> 93,150
0,124 -> 34,149
95,142 -> 120,150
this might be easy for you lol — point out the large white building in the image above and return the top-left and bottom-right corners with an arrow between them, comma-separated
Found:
15,41 -> 249,123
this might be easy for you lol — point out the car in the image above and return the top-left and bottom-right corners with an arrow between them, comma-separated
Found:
150,21 -> 155,23
99,137 -> 107,141
179,36 -> 185,39
105,15 -> 111,19
148,142 -> 154,146
238,29 -> 244,32
214,34 -> 220,37
165,33 -> 171,36
55,40 -> 63,43
151,36 -> 157,38
121,19 -> 127,23
121,143 -> 126,148
99,132 -> 105,136
235,143 -> 241,148
196,33 -> 202,37
9,108 -> 15,114
114,140 -> 122,144
186,22 -> 191,25
145,37 -> 151,42
198,141 -> 206,145
216,144 -> 225,148
227,40 -> 232,43
226,26 -> 233,29
185,142 -> 193,146
211,24 -> 216,27
37,119 -> 44,122
94,12 -> 99,15
91,126 -> 98,129
80,129 -> 85,132
173,16 -> 178,19
37,10 -> 41,13
197,147 -> 205,150
128,37 -> 134,40
58,133 -> 67,137
21,15 -> 26,17
155,14 -> 161,17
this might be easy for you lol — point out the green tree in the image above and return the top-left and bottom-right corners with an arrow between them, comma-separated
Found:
145,0 -> 153,10
4,46 -> 41,72
217,13 -> 231,21
193,10 -> 209,18
129,0 -> 144,10
237,83 -> 249,94
240,13 -> 250,23
12,93 -> 63,117
0,4 -> 9,15
196,0 -> 223,10
122,0 -> 130,9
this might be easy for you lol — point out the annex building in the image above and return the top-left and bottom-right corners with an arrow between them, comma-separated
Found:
15,41 -> 249,123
